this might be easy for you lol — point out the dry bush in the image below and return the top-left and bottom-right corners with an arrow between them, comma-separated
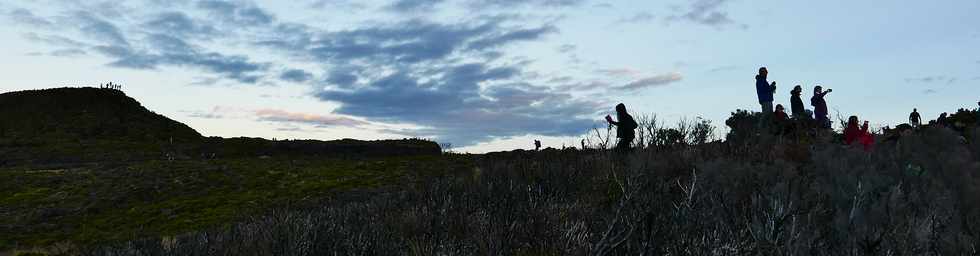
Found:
75,119 -> 980,255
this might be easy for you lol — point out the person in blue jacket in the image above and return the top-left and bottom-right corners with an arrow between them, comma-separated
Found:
755,67 -> 777,114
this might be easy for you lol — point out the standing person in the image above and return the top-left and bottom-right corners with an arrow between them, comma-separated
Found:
605,103 -> 638,151
937,112 -> 948,127
755,67 -> 777,114
909,108 -> 921,129
790,85 -> 806,118
811,86 -> 833,128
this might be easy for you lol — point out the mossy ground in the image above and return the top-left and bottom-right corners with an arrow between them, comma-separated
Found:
0,154 -> 473,250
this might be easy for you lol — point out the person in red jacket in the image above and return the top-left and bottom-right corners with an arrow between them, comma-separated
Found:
844,116 -> 874,151
774,104 -> 789,121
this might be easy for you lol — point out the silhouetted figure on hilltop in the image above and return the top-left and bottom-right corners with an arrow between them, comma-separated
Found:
755,67 -> 777,114
844,116 -> 873,151
937,112 -> 948,127
534,140 -> 541,151
811,86 -> 832,128
976,101 -> 980,120
909,108 -> 921,129
774,104 -> 789,121
606,103 -> 638,151
790,85 -> 806,118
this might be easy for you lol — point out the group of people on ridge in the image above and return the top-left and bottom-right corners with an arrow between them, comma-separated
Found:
599,67 -> 978,152
755,67 -> 832,128
755,67 -> 875,149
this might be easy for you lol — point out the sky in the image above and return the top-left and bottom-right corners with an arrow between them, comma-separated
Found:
1,0 -> 978,153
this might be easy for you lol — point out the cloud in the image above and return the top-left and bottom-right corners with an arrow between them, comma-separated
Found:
295,19 -> 557,65
196,0 -> 274,26
280,69 -> 313,83
466,25 -> 558,50
708,65 -> 738,73
73,11 -> 130,46
92,34 -> 269,84
665,0 -> 740,28
386,0 -> 446,12
309,0 -> 367,10
596,68 -> 642,77
182,106 -> 240,119
905,76 -> 956,84
593,3 -> 614,8
7,8 -> 53,27
617,72 -> 683,90
50,49 -> 87,57
325,67 -> 359,86
254,109 -> 368,127
143,12 -> 219,39
615,12 -> 655,24
316,62 -> 602,146
467,0 -> 587,8
22,33 -> 88,48
556,43 -> 576,53
923,89 -> 937,94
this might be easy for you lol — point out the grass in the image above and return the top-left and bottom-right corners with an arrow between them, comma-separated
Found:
0,155 -> 473,251
50,115 -> 980,255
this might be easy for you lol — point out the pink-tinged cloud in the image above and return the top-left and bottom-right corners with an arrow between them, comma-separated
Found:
596,68 -> 643,77
254,109 -> 368,127
618,72 -> 683,90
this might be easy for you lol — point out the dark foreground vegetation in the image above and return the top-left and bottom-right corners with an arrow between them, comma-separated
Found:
13,113 -> 972,255
3,88 -> 980,255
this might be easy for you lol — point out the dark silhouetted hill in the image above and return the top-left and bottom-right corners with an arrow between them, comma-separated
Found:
0,87 -> 440,166
0,87 -> 201,142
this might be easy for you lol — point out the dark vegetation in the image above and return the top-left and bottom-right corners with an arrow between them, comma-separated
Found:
0,88 -> 447,254
3,88 -> 980,255
0,88 -> 440,167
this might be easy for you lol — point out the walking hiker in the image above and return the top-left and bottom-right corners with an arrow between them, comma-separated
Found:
909,108 -> 921,129
755,67 -> 777,114
790,85 -> 806,118
605,103 -> 638,151
534,140 -> 541,151
811,86 -> 832,128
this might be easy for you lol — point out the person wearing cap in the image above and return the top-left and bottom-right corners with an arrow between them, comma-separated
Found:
755,67 -> 777,114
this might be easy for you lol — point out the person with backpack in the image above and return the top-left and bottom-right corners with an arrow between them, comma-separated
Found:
755,67 -> 777,114
811,86 -> 833,128
606,103 -> 638,151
